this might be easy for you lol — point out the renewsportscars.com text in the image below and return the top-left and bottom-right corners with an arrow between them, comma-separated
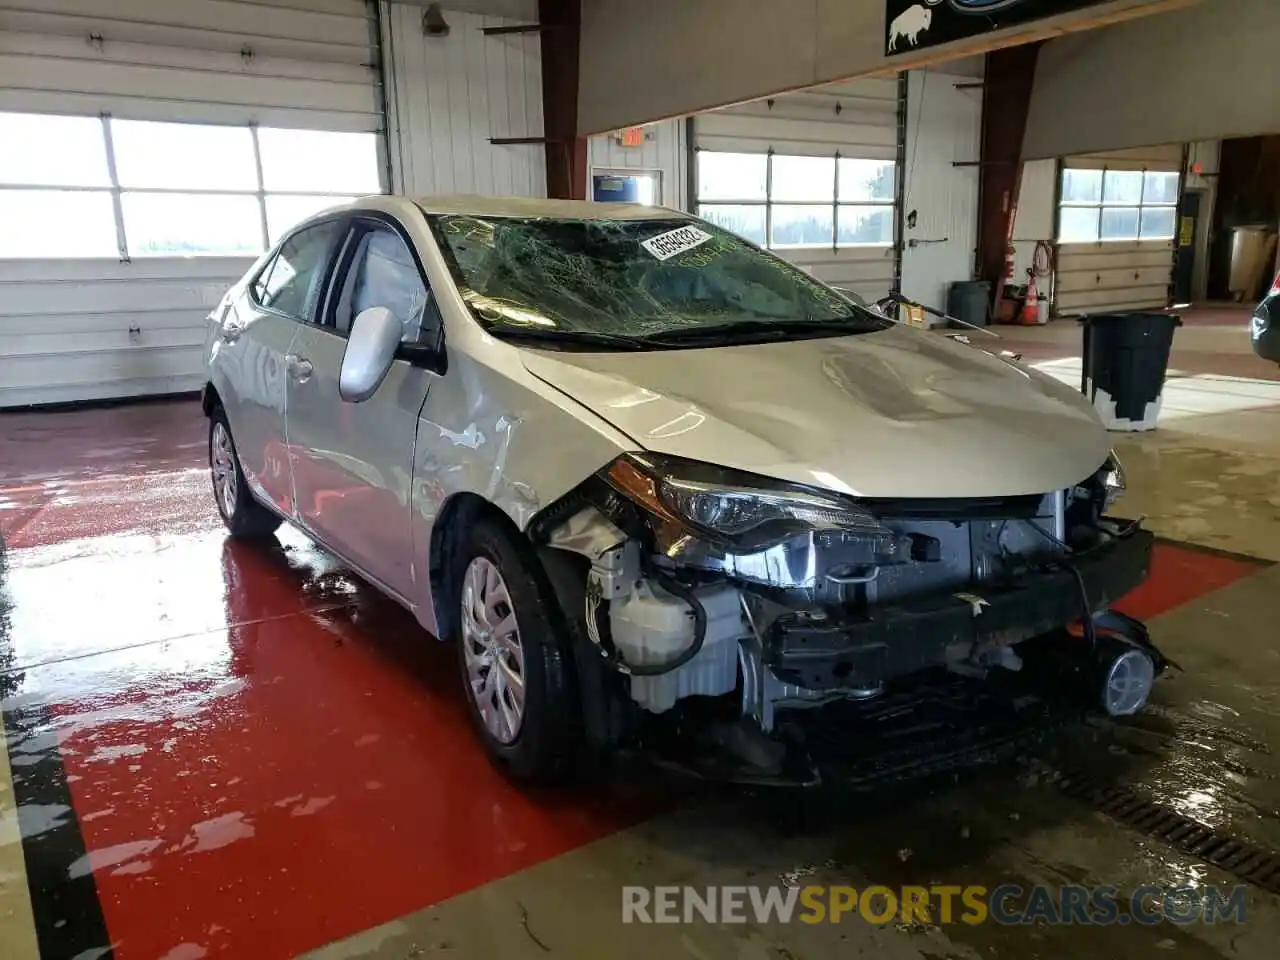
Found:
622,884 -> 1248,926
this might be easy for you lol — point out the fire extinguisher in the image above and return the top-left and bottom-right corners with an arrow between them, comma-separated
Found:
1004,244 -> 1016,283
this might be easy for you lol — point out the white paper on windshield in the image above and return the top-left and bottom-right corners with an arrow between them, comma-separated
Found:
641,225 -> 713,261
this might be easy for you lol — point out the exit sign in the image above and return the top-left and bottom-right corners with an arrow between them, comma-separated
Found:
616,127 -> 645,148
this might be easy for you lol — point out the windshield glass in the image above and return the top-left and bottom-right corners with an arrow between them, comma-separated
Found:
425,213 -> 891,343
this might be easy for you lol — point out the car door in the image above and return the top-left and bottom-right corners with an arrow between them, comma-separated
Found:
220,219 -> 345,514
286,215 -> 441,598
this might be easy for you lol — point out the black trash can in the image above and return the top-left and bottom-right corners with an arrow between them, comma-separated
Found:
1079,312 -> 1182,431
947,280 -> 991,328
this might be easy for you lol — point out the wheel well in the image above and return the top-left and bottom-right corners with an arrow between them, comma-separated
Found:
429,492 -> 516,641
201,383 -> 222,417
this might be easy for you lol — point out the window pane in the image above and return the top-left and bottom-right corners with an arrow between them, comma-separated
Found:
1059,206 -> 1100,242
122,193 -> 262,256
837,204 -> 894,245
771,204 -> 834,247
839,159 -> 895,202
267,194 -> 352,242
257,128 -> 381,193
1143,171 -> 1180,205
256,221 -> 343,319
1061,169 -> 1102,204
1102,170 -> 1143,204
347,229 -> 430,343
0,113 -> 109,186
771,155 -> 835,202
1140,206 -> 1177,240
1100,206 -> 1140,241
0,190 -> 117,257
697,204 -> 766,245
111,120 -> 257,190
697,152 -> 767,202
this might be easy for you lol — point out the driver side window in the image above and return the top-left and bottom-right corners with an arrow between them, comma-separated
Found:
334,224 -> 439,346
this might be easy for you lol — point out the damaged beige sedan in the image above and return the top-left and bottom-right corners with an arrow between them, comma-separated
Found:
203,197 -> 1162,784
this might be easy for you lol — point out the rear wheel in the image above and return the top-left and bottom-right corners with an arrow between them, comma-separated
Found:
209,408 -> 281,540
453,514 -> 580,781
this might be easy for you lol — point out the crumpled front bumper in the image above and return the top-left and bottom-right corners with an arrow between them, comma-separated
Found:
765,529 -> 1154,689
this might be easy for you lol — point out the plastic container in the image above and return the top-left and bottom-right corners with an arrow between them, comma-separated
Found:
1079,312 -> 1182,431
947,280 -> 991,328
610,581 -> 743,713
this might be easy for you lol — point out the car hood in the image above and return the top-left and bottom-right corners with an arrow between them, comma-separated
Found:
519,325 -> 1110,499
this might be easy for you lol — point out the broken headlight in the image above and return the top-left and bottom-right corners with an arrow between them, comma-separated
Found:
1101,450 -> 1126,508
601,453 -> 904,555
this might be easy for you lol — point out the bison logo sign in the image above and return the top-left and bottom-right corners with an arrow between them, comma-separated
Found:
885,0 -> 1110,56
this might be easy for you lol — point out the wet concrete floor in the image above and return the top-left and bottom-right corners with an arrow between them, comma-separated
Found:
2,368 -> 1279,959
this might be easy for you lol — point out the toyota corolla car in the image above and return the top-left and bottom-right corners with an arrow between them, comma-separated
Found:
203,196 -> 1160,782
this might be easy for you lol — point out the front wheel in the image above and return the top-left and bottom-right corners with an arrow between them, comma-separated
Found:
209,409 -> 281,540
453,515 -> 580,781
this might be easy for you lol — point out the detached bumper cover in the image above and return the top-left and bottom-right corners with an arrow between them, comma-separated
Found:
767,529 -> 1154,689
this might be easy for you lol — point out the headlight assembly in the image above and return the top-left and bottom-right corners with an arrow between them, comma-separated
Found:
601,454 -> 901,555
1101,450 -> 1126,508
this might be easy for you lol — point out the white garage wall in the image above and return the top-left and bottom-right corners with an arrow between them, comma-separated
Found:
0,0 -> 382,408
899,67 -> 981,316
588,121 -> 689,211
1011,159 -> 1057,280
693,77 -> 899,302
381,4 -> 546,196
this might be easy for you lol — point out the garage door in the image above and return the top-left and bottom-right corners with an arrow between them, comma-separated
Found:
1055,145 -> 1182,317
0,0 -> 384,408
692,78 -> 900,303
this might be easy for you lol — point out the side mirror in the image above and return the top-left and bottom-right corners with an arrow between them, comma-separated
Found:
340,306 -> 401,402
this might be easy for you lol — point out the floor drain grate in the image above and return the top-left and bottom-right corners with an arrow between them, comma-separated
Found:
1035,764 -> 1280,894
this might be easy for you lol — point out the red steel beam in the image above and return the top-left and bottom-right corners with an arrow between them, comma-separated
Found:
976,42 -> 1043,297
539,0 -> 587,200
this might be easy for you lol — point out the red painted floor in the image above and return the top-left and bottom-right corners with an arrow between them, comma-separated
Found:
0,400 -> 1268,959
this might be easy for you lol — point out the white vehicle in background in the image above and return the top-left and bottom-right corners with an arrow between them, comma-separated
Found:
203,196 -> 1161,783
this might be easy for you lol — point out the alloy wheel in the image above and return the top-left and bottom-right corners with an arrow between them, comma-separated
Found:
460,556 -> 526,744
211,422 -> 238,519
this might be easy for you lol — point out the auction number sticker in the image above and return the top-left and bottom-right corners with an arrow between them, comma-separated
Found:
642,225 -> 713,261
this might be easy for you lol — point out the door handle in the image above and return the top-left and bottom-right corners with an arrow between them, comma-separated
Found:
286,354 -> 313,382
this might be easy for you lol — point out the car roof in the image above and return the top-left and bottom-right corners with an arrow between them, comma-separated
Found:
409,195 -> 689,221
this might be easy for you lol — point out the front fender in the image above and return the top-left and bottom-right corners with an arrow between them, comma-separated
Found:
408,349 -> 637,635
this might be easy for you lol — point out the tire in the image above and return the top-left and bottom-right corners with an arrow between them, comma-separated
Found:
452,513 -> 580,781
208,407 -> 281,540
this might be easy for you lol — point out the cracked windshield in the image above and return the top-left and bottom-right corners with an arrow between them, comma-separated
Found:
428,214 -> 891,343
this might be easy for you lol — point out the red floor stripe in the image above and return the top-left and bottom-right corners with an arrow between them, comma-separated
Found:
48,540 -> 660,960
1113,541 -> 1265,622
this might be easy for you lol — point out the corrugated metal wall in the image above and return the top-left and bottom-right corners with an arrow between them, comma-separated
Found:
1055,143 -> 1182,317
899,67 -> 981,315
0,0 -> 380,129
0,0 -> 381,407
693,77 -> 899,302
1011,159 -> 1057,279
0,258 -> 245,405
382,4 -> 545,196
588,120 -> 688,211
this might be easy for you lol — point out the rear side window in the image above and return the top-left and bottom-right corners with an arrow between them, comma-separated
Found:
253,220 -> 342,320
